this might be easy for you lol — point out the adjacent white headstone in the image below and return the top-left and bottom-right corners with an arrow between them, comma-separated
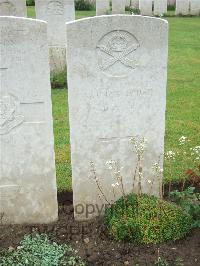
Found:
112,0 -> 126,14
96,0 -> 110,15
168,0 -> 175,5
0,17 -> 58,224
154,0 -> 167,16
66,15 -> 168,220
0,0 -> 27,17
35,0 -> 75,74
175,0 -> 189,15
65,0 -> 75,21
190,0 -> 200,15
131,0 -> 139,9
125,0 -> 131,7
139,0 -> 153,16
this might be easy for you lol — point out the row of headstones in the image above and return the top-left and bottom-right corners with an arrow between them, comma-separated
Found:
175,0 -> 200,16
98,0 -> 200,16
0,0 -> 76,74
0,14 -> 168,224
138,0 -> 200,16
1,0 -> 199,76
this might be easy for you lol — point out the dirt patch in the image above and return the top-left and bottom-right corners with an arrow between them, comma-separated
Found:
0,191 -> 200,266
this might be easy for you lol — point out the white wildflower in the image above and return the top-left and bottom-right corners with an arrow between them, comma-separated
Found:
165,151 -> 176,160
152,162 -> 163,175
179,136 -> 187,145
130,136 -> 148,157
106,160 -> 116,170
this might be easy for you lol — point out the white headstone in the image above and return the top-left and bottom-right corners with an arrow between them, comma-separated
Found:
131,0 -> 139,9
125,0 -> 131,7
112,0 -> 126,14
66,15 -> 168,220
139,0 -> 153,16
66,0 -> 75,21
96,0 -> 110,15
0,0 -> 27,17
0,17 -> 58,224
190,0 -> 200,15
35,0 -> 75,74
175,0 -> 189,15
168,0 -> 175,5
154,0 -> 167,16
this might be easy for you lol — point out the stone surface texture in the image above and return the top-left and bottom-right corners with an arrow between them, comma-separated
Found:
112,0 -> 126,14
139,0 -> 153,16
96,0 -> 110,15
0,0 -> 27,17
66,15 -> 168,220
154,0 -> 167,16
131,0 -> 139,9
175,0 -> 189,15
190,0 -> 200,15
0,17 -> 58,224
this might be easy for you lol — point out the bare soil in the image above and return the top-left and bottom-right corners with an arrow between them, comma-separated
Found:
0,189 -> 200,266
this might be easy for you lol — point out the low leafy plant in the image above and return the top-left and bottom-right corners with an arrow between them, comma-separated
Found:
154,257 -> 184,266
130,8 -> 140,15
0,234 -> 85,266
105,193 -> 192,244
169,187 -> 200,228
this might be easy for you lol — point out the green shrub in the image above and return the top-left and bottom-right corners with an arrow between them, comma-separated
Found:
169,187 -> 200,228
0,234 -> 85,266
26,0 -> 35,6
75,0 -> 94,11
105,194 -> 192,244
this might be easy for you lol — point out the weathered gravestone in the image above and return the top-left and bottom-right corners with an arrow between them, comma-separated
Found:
96,0 -> 110,15
65,0 -> 75,21
125,0 -> 131,7
35,0 -> 75,74
131,0 -> 139,9
190,0 -> 200,15
0,17 -> 58,224
66,15 -> 168,220
168,0 -> 175,5
112,0 -> 126,14
175,0 -> 189,15
139,0 -> 153,16
0,0 -> 27,17
154,0 -> 167,16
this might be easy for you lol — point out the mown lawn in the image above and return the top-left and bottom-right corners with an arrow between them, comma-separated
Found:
27,7 -> 200,191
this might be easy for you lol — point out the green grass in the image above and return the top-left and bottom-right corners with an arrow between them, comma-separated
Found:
27,7 -> 200,190
164,17 -> 200,181
27,6 -> 35,18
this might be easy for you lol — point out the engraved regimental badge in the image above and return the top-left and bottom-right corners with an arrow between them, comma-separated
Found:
0,1 -> 16,16
97,30 -> 140,77
47,1 -> 64,15
0,95 -> 24,135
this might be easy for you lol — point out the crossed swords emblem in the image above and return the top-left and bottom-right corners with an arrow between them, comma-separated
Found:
97,32 -> 140,71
